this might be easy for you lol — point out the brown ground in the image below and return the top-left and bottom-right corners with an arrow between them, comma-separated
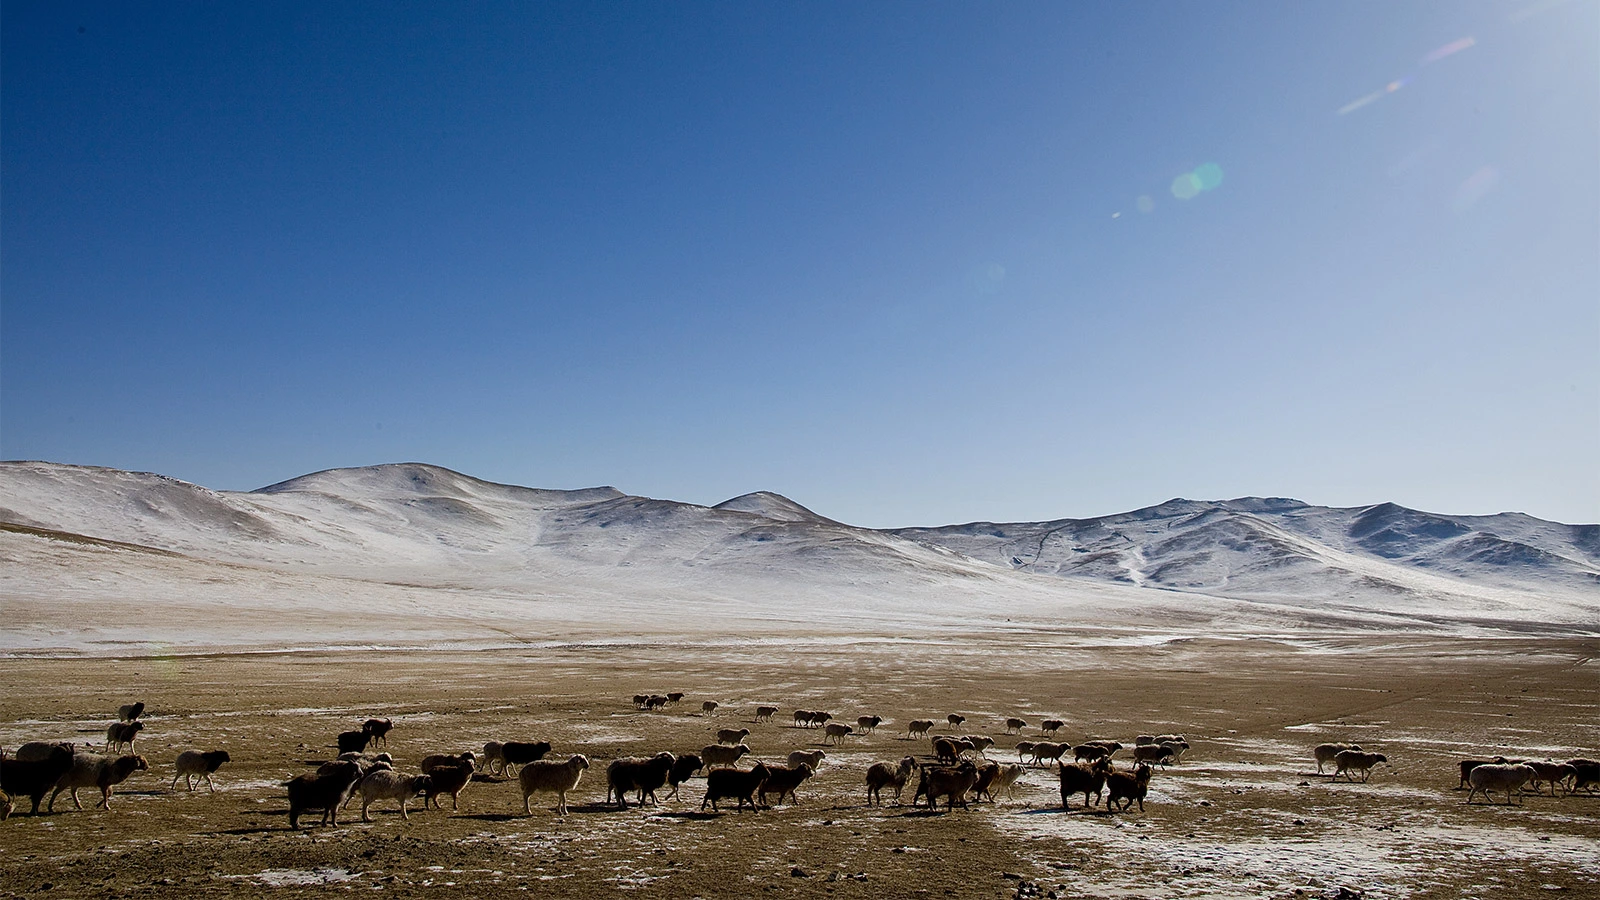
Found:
2,634 -> 1597,899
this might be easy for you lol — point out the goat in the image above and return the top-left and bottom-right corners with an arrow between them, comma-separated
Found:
1314,742 -> 1362,775
702,743 -> 751,769
1040,719 -> 1064,736
606,752 -> 676,809
336,729 -> 371,755
946,714 -> 966,730
701,701 -> 720,716
1058,759 -> 1111,809
1106,763 -> 1153,812
358,768 -> 431,822
106,721 -> 143,754
754,706 -> 778,723
667,693 -> 685,705
757,763 -> 814,806
907,720 -> 935,739
793,710 -> 814,727
633,694 -> 650,709
1568,758 -> 1599,795
420,751 -> 477,773
1004,717 -> 1028,735
646,695 -> 668,710
974,762 -> 1024,803
824,723 -> 855,745
117,702 -> 145,722
915,761 -> 979,811
1467,763 -> 1537,804
423,762 -> 474,810
1,745 -> 75,815
520,754 -> 590,816
171,750 -> 231,792
286,761 -> 363,828
667,753 -> 704,800
12,741 -> 74,762
500,740 -> 553,773
1332,750 -> 1388,783
788,749 -> 827,770
866,756 -> 918,806
362,718 -> 394,749
716,728 -> 751,746
934,737 -> 963,765
1526,761 -> 1577,796
856,715 -> 883,734
702,762 -> 770,811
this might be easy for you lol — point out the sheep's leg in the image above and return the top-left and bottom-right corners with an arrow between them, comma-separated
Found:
205,773 -> 215,793
98,787 -> 112,809
361,800 -> 373,823
71,787 -> 84,811
399,798 -> 408,820
522,792 -> 532,815
171,772 -> 182,791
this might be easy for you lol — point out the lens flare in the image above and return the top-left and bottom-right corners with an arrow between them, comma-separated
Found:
1194,163 -> 1224,191
1422,37 -> 1475,65
1452,166 -> 1499,211
1171,173 -> 1201,200
1136,195 -> 1155,213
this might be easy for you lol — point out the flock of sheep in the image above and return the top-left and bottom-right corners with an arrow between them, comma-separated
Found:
3,698 -> 1596,825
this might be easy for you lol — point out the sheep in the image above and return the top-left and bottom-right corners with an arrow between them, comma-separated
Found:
500,740 -> 553,774
1058,759 -> 1111,809
1084,739 -> 1123,755
1,789 -> 10,821
1467,763 -> 1538,804
717,728 -> 751,746
824,723 -> 855,745
106,721 -> 144,753
1,744 -> 76,815
1030,742 -> 1068,767
974,762 -> 1024,803
334,750 -> 393,773
337,729 -> 371,755
907,720 -> 935,739
1332,749 -> 1388,783
701,701 -> 720,716
633,694 -> 650,709
286,760 -> 364,828
1526,761 -> 1577,796
1106,763 -> 1154,812
946,714 -> 966,730
1040,719 -> 1064,736
1152,734 -> 1186,745
48,753 -> 148,811
1314,742 -> 1362,775
968,736 -> 995,758
1457,758 -> 1505,789
702,743 -> 752,769
1135,734 -> 1158,746
914,761 -> 979,810
482,741 -> 509,776
606,752 -> 676,809
1004,717 -> 1028,735
1073,743 -> 1112,764
423,762 -> 474,810
793,710 -> 814,727
1567,758 -> 1598,794
357,768 -> 431,822
934,737 -> 963,765
788,749 -> 826,771
702,762 -> 770,811
118,701 -> 145,722
1015,741 -> 1036,763
865,756 -> 918,806
646,695 -> 669,710
420,751 -> 477,773
856,715 -> 883,734
1159,739 -> 1190,763
520,754 -> 590,815
12,741 -> 74,762
171,750 -> 231,792
666,692 -> 685,705
667,754 -> 704,800
757,763 -> 814,806
754,706 -> 778,723
362,718 -> 395,748
810,711 -> 834,728
1131,743 -> 1177,768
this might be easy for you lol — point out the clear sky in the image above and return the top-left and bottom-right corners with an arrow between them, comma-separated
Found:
3,1 -> 1596,528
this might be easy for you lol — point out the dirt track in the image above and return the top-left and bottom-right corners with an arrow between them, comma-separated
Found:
3,635 -> 1597,899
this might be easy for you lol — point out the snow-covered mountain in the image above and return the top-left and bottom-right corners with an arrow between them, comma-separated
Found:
1,461 -> 1594,653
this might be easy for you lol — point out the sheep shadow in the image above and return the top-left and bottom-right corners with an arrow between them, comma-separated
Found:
454,812 -> 523,822
647,810 -> 722,821
211,826 -> 282,836
1018,806 -> 1117,817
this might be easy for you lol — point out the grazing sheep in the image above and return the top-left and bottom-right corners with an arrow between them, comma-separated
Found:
1030,742 -> 1068,767
520,754 -> 590,815
702,743 -> 752,769
824,723 -> 855,745
701,762 -> 770,812
1058,759 -> 1111,809
701,701 -> 720,716
1,745 -> 76,815
1526,761 -> 1577,796
337,729 -> 371,755
420,751 -> 477,773
915,761 -> 979,811
754,706 -> 778,723
362,718 -> 394,748
1467,763 -> 1538,804
865,756 -> 918,806
106,721 -> 143,754
118,702 -> 145,722
358,768 -> 431,822
1106,763 -> 1154,812
606,752 -> 676,809
856,715 -> 884,734
907,720 -> 935,739
500,740 -> 553,773
286,761 -> 364,828
423,762 -> 474,810
48,746 -> 147,810
974,762 -> 1024,803
482,741 -> 508,776
787,749 -> 826,771
1314,742 -> 1361,775
13,741 -> 74,762
171,750 -> 231,792
1015,741 -> 1037,764
717,728 -> 751,746
1004,718 -> 1028,735
946,714 -> 966,730
666,692 -> 685,705
667,754 -> 704,800
1040,719 -> 1064,736
1332,749 -> 1388,783
758,763 -> 814,806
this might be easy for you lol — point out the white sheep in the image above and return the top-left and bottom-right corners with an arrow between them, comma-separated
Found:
1332,749 -> 1388,783
49,753 -> 148,811
519,754 -> 590,815
824,723 -> 855,745
171,750 -> 231,792
1467,763 -> 1538,805
1313,742 -> 1361,775
788,749 -> 826,770
358,768 -> 431,822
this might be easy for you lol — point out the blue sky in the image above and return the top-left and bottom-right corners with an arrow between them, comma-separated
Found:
3,1 -> 1596,527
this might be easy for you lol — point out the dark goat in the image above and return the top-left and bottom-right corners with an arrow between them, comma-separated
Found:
1106,763 -> 1153,812
285,761 -> 363,828
701,762 -> 770,812
118,702 -> 146,722
666,754 -> 704,800
1,745 -> 75,815
500,740 -> 553,772
1059,759 -> 1111,809
607,752 -> 676,808
362,718 -> 394,748
336,729 -> 371,755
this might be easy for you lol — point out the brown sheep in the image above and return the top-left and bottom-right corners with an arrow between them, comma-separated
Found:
757,763 -> 814,806
285,761 -> 363,828
606,752 -> 676,808
907,720 -> 935,739
117,702 -> 145,722
1004,717 -> 1028,735
754,706 -> 778,723
51,754 -> 149,811
946,714 -> 966,730
716,728 -> 751,746
423,762 -> 474,810
1058,759 -> 1111,809
1332,749 -> 1388,783
701,701 -> 720,716
666,753 -> 704,800
362,718 -> 395,748
702,762 -> 770,812
1039,719 -> 1064,736
106,721 -> 144,754
1314,742 -> 1362,775
914,761 -> 979,810
2,745 -> 76,816
1106,763 -> 1153,812
866,756 -> 918,806
856,715 -> 884,734
1526,761 -> 1577,796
